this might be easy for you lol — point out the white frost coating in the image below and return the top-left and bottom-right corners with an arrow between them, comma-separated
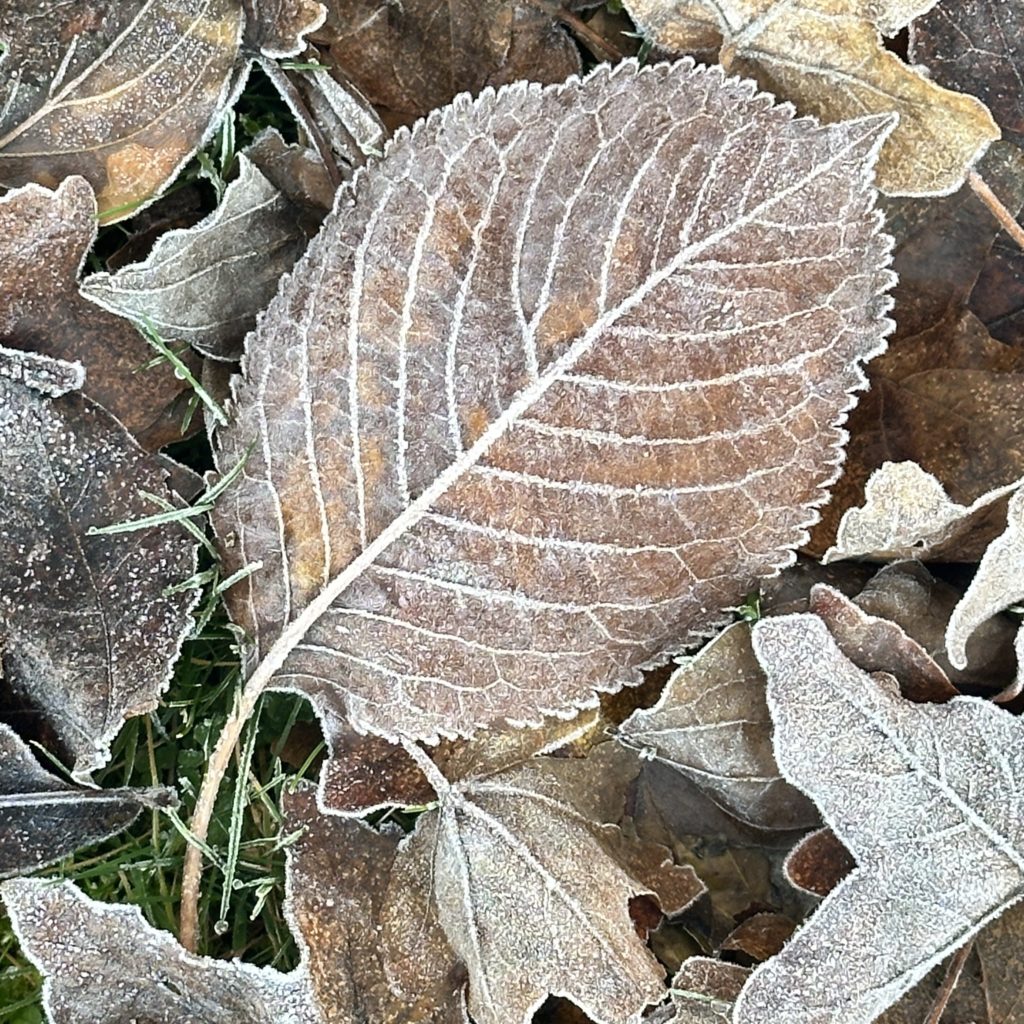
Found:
735,613 -> 1024,1024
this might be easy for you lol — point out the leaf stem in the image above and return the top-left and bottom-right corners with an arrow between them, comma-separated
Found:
922,939 -> 973,1024
968,171 -> 1024,250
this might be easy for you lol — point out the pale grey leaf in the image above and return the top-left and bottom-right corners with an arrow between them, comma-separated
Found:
617,622 -> 818,830
947,487 -> 1024,671
1,878 -> 321,1024
81,154 -> 309,362
211,59 -> 896,745
0,723 -> 174,879
735,613 -> 1024,1024
0,367 -> 199,776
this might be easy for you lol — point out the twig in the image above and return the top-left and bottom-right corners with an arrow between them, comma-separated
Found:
922,939 -> 973,1024
526,0 -> 625,63
258,56 -> 343,191
969,170 -> 1024,251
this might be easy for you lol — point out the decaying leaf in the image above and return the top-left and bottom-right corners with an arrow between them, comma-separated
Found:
617,622 -> 819,831
622,0 -> 998,195
0,0 -> 328,222
735,613 -> 1024,1024
211,58 -> 897,746
911,0 -> 1024,149
0,353 -> 199,776
0,177 -> 200,450
667,958 -> 750,1023
81,154 -> 311,362
946,487 -> 1024,699
0,723 -> 175,879
826,461 -> 1022,563
311,0 -> 582,126
284,786 -> 469,1023
1,878 -> 321,1023
380,742 -> 704,1024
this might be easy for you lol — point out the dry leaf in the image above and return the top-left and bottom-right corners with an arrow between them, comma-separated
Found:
210,59 -> 896,746
910,0 -> 1024,149
783,827 -> 855,898
0,0 -> 328,222
946,487 -> 1024,697
617,622 -> 819,831
825,461 -> 1022,563
0,723 -> 174,879
81,154 -> 311,362
721,913 -> 796,963
311,0 -> 582,126
622,0 -> 999,195
0,352 -> 199,776
735,613 -> 1024,1024
0,879 -> 321,1023
379,742 -> 704,1024
0,177 -> 199,449
283,786 -> 469,1023
667,958 -> 750,1023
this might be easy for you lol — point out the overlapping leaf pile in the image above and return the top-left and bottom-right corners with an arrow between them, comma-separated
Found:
3,2 -> 1024,1023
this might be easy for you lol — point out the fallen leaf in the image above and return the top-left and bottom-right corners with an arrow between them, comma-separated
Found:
910,0 -> 1024,149
0,351 -> 199,775
946,487 -> 1024,697
0,178 -> 199,450
622,0 -> 999,195
210,59 -> 897,745
283,786 -> 469,1023
0,0 -> 328,222
735,613 -> 1024,1024
667,957 -> 750,1023
825,460 -> 1022,563
617,622 -> 820,831
311,0 -> 582,127
0,723 -> 175,879
245,127 -> 337,217
783,827 -> 855,898
721,912 -> 796,963
379,742 -> 704,1024
0,878 -> 321,1023
81,153 -> 311,362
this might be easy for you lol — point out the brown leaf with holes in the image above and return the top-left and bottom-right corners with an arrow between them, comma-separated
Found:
0,350 -> 199,776
310,0 -> 582,127
379,741 -> 703,1024
623,0 -> 998,195
211,59 -> 896,751
0,178 -> 198,449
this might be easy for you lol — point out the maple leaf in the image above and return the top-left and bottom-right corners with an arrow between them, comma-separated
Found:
0,722 -> 174,879
310,0 -> 582,127
379,741 -> 704,1024
734,612 -> 1024,1024
0,349 -> 199,776
623,0 -> 999,196
209,59 -> 897,751
81,153 -> 312,363
616,622 -> 819,831
0,0 -> 326,222
0,178 -> 199,450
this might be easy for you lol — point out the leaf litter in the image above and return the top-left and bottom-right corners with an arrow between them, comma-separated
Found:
4,2 -> 1024,1022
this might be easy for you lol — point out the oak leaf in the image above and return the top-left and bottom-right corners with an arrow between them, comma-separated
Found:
734,612 -> 1024,1024
379,742 -> 704,1024
0,723 -> 174,879
623,0 -> 999,195
0,350 -> 199,775
211,59 -> 897,748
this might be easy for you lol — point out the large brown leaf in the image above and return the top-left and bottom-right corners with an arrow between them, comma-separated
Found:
0,350 -> 199,775
211,60 -> 896,745
734,613 -> 1024,1024
623,0 -> 999,195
